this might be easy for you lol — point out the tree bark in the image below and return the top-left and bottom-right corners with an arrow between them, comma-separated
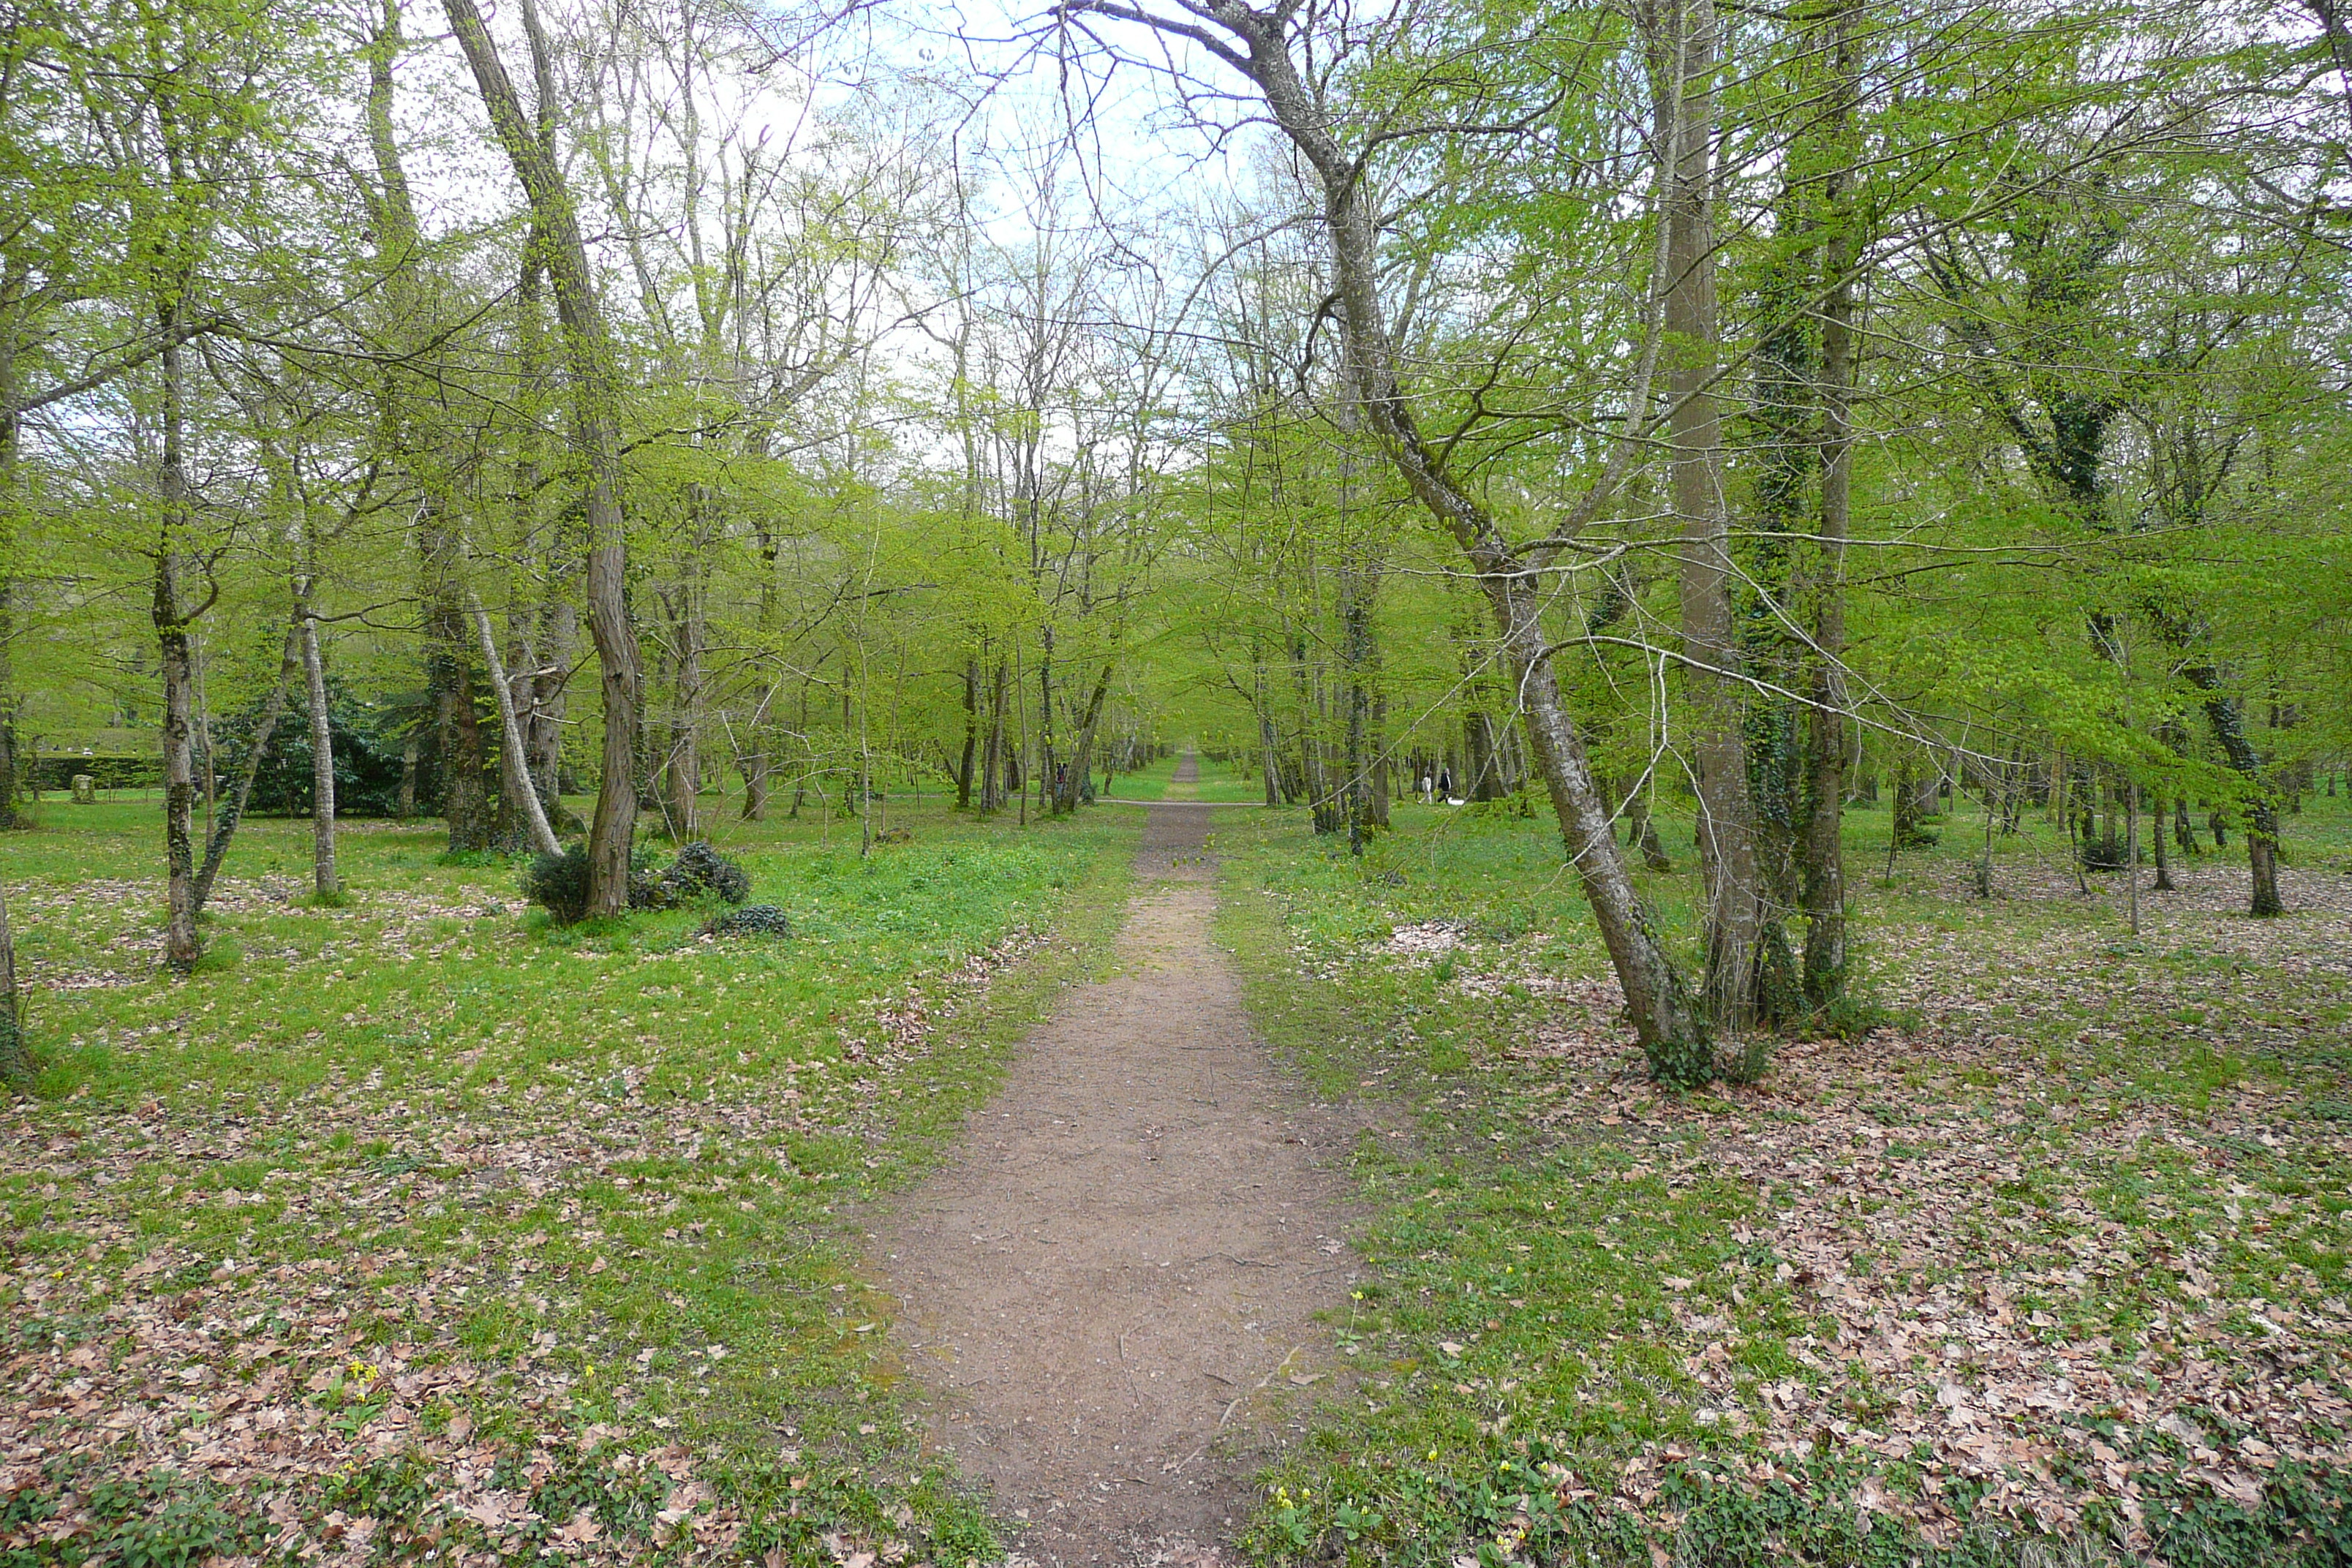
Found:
397,733 -> 418,818
301,609 -> 339,898
0,879 -> 22,1082
1661,0 -> 1768,1031
1256,663 -> 1281,809
0,263 -> 23,832
445,0 -> 638,914
2187,675 -> 2283,916
980,655 -> 1008,812
434,596 -> 490,853
154,317 -> 207,973
470,592 -> 564,858
660,576 -> 702,842
1058,661 -> 1115,814
1076,0 -> 1710,1070
957,655 -> 978,809
191,625 -> 299,913
1801,10 -> 1857,1007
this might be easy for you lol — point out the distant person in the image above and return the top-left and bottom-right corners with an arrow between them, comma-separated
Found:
1419,774 -> 1433,804
1436,765 -> 1453,799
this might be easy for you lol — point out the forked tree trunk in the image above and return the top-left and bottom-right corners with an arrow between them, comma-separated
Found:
193,624 -> 300,913
445,0 -> 638,914
469,592 -> 564,858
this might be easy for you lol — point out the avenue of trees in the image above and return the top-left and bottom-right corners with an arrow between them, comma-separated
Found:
1,0 -> 2348,1082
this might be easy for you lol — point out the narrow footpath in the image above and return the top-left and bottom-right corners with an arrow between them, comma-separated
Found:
878,758 -> 1362,1566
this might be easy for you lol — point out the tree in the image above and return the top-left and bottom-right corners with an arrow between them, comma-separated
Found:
1055,0 -> 1714,1076
442,0 -> 641,916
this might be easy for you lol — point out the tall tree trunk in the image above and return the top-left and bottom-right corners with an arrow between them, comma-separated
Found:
445,0 -> 638,915
493,583 -> 537,851
957,655 -> 978,809
1664,0 -> 1768,1031
397,733 -> 418,818
2149,780 -> 2174,891
154,584 -> 200,960
154,317 -> 206,974
1368,691 -> 1391,829
0,848 -> 29,1093
431,546 -> 491,853
0,576 -> 15,831
0,263 -> 22,832
740,726 -> 769,821
1059,660 -> 1115,814
1800,6 -> 1858,1007
1627,787 -> 1675,873
1110,0 -> 1711,1071
2188,675 -> 2283,916
981,656 -> 1009,812
0,879 -> 21,1082
661,570 -> 702,842
1292,634 -> 1335,833
1037,625 -> 1057,815
301,608 -> 339,898
191,632 -> 217,840
1256,662 -> 1281,809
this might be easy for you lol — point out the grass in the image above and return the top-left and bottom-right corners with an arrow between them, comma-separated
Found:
1207,785 -> 2352,1567
10,775 -> 2348,1565
0,791 -> 1139,1565
1109,750 -> 1267,803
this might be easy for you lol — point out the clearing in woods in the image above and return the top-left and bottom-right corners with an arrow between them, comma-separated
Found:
878,755 -> 1362,1566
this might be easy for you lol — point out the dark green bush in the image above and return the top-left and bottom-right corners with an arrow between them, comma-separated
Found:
522,845 -> 595,924
651,841 -> 750,905
527,841 -> 751,925
703,904 -> 792,939
214,677 -> 424,819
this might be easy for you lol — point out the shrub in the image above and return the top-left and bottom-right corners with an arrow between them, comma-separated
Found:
702,904 -> 793,939
523,845 -> 595,924
636,841 -> 749,909
214,676 -> 424,819
527,840 -> 752,924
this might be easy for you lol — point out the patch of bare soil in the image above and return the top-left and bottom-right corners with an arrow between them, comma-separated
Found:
876,795 -> 1363,1567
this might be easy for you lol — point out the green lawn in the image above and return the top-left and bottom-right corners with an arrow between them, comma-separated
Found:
1,793 -> 1139,1566
1205,788 -> 2352,1567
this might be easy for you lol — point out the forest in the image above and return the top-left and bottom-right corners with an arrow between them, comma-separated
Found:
0,0 -> 2348,1563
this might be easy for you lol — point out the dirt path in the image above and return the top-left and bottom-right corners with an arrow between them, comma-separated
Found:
877,763 -> 1361,1566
